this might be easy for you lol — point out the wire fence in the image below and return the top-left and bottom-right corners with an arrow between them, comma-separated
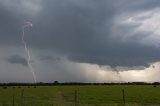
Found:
0,89 -> 126,106
0,86 -> 158,106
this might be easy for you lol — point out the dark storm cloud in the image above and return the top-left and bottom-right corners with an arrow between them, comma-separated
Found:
68,42 -> 160,67
6,55 -> 28,66
1,0 -> 160,67
39,55 -> 61,61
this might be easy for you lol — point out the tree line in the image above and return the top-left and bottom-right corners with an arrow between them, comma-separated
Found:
0,81 -> 160,86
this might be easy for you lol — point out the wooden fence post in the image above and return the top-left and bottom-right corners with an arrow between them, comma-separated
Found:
12,95 -> 15,106
74,90 -> 77,106
20,89 -> 24,106
122,89 -> 125,106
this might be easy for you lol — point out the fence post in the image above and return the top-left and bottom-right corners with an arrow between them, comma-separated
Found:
74,90 -> 77,106
20,89 -> 24,106
12,95 -> 15,106
30,96 -> 34,106
122,89 -> 125,106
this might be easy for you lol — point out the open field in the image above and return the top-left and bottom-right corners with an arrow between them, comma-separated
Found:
0,85 -> 160,106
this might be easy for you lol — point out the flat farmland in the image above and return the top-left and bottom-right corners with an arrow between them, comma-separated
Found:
0,85 -> 160,106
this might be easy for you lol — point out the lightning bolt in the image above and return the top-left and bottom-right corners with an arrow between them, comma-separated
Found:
22,22 -> 37,83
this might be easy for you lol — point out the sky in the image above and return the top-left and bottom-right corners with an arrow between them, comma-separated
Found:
0,0 -> 160,83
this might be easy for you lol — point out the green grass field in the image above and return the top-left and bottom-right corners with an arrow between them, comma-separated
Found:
0,85 -> 160,106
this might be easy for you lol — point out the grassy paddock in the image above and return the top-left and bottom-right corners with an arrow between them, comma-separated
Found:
0,85 -> 160,106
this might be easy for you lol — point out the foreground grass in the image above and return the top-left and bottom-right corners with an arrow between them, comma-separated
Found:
0,85 -> 160,105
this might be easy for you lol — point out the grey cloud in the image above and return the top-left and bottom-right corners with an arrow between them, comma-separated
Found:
68,45 -> 160,67
1,0 -> 160,68
6,55 -> 28,66
39,55 -> 61,61
3,0 -> 160,83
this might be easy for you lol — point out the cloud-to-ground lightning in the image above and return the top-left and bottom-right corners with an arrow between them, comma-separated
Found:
22,22 -> 37,83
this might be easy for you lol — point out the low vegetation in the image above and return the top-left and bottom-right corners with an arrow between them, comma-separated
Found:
0,85 -> 160,106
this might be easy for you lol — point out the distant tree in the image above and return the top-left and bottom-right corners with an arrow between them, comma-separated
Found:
54,81 -> 59,85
